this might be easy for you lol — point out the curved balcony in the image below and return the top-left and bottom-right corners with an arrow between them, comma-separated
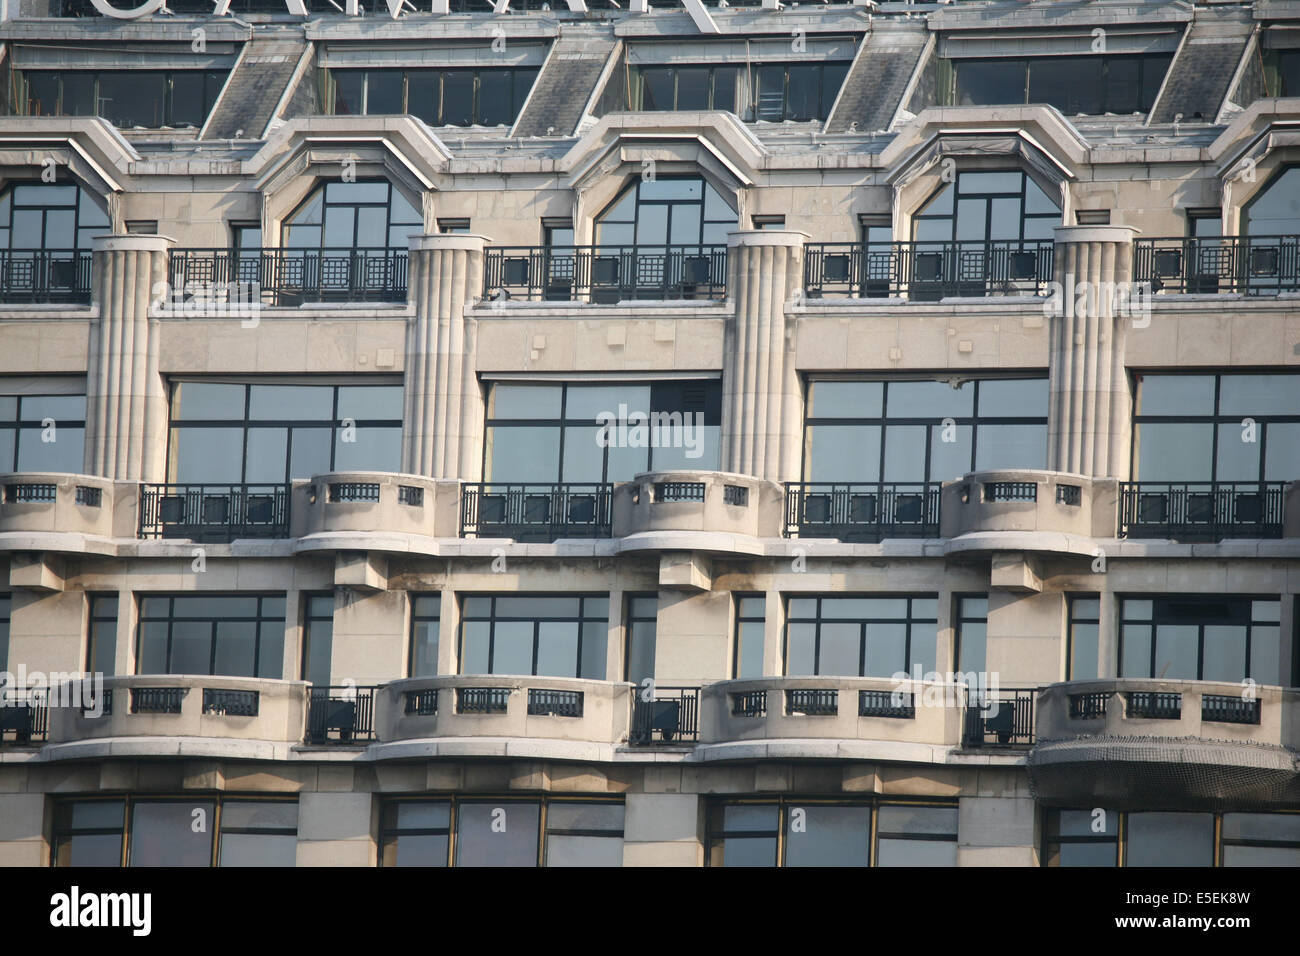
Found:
45,675 -> 310,759
940,471 -> 1116,546
698,677 -> 970,761
373,675 -> 634,760
612,472 -> 783,547
1030,679 -> 1300,809
291,473 -> 458,542
0,474 -> 121,541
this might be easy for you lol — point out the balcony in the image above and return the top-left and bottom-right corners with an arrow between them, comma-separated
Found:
169,247 -> 409,305
1134,235 -> 1300,295
783,482 -> 941,541
960,689 -> 1036,749
700,677 -> 967,757
292,473 -> 457,540
138,483 -> 291,541
941,471 -> 1116,541
0,474 -> 119,539
613,472 -> 782,542
305,684 -> 377,745
803,240 -> 1054,300
482,245 -> 727,303
46,676 -> 311,755
375,676 -> 634,756
629,685 -> 700,746
1031,679 -> 1300,808
460,483 -> 613,541
0,688 -> 49,746
0,250 -> 93,305
1118,481 -> 1287,540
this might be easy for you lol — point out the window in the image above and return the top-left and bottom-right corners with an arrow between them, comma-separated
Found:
948,54 -> 1170,115
1044,809 -> 1260,867
734,595 -> 765,679
751,215 -> 785,230
707,799 -> 957,867
410,594 -> 440,678
1067,595 -> 1100,681
914,170 -> 1060,245
328,68 -> 538,128
803,377 -> 1049,483
301,594 -> 334,687
1075,210 -> 1110,226
283,180 -> 422,252
1221,812 -> 1300,866
483,381 -> 721,483
0,182 -> 108,253
20,70 -> 228,128
1246,165 -> 1300,239
954,595 -> 988,676
167,381 -> 403,484
53,797 -> 298,867
784,596 -> 938,678
459,595 -> 608,679
628,62 -> 849,122
1187,209 -> 1222,238
542,218 -> 573,249
136,595 -> 287,679
1119,596 -> 1281,684
0,593 -> 9,671
1132,373 -> 1300,483
380,797 -> 624,867
1042,808 -> 1119,867
87,594 -> 118,677
0,390 -> 86,473
595,176 -> 737,248
1264,49 -> 1300,98
625,595 -> 657,685
437,218 -> 470,234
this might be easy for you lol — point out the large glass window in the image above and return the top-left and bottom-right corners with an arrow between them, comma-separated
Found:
1067,595 -> 1100,681
1133,373 -> 1300,483
784,595 -> 938,678
0,390 -> 85,473
595,176 -> 737,248
733,595 -> 765,679
283,180 -> 422,252
0,183 -> 108,252
459,595 -> 608,679
628,62 -> 849,122
707,799 -> 957,867
948,54 -> 1171,115
625,595 -> 657,685
88,594 -> 118,677
410,594 -> 440,678
53,797 -> 298,867
914,170 -> 1060,244
1119,596 -> 1282,684
1045,809 -> 1227,867
329,67 -> 538,128
484,381 -> 721,483
380,797 -> 624,867
167,381 -> 403,484
20,70 -> 228,128
135,595 -> 286,679
803,377 -> 1048,482
955,595 -> 988,676
301,594 -> 334,687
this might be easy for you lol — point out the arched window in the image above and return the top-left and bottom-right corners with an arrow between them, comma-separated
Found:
595,176 -> 736,248
0,181 -> 108,303
283,180 -> 422,251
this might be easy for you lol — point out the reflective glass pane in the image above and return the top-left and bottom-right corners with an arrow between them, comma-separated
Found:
1202,625 -> 1247,682
491,385 -> 562,419
809,381 -> 883,418
806,424 -> 880,482
173,382 -> 245,420
887,380 -> 973,419
785,622 -> 816,676
978,379 -> 1048,417
1153,624 -> 1199,680
1135,423 -> 1213,482
1137,376 -> 1215,416
817,622 -> 861,676
455,803 -> 540,867
974,424 -> 1047,471
130,801 -> 216,866
1125,813 -> 1214,867
249,385 -> 334,421
784,805 -> 869,867
219,833 -> 296,867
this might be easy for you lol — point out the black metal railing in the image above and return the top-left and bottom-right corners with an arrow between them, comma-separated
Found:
729,689 -> 768,718
75,485 -> 103,507
130,687 -> 186,715
169,247 -> 409,305
457,687 -> 510,714
962,689 -> 1035,747
1134,235 -> 1300,295
1126,691 -> 1182,720
723,484 -> 749,506
783,482 -> 941,540
201,688 -> 259,716
0,250 -> 93,304
1068,692 -> 1109,720
629,686 -> 700,745
483,245 -> 727,302
397,485 -> 425,507
859,689 -> 915,719
787,688 -> 838,716
803,240 -> 1054,300
0,689 -> 49,745
138,484 -> 291,540
984,481 -> 1038,502
306,685 -> 376,744
460,483 -> 613,541
1201,694 -> 1261,725
4,482 -> 56,503
404,688 -> 439,716
527,688 -> 584,718
1118,482 -> 1286,540
328,482 -> 380,503
82,688 -> 112,717
1055,484 -> 1082,506
654,481 -> 706,503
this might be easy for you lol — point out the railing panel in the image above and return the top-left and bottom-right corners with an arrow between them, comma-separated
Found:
1118,482 -> 1286,540
460,483 -> 613,541
804,241 -> 1054,299
783,482 -> 940,540
483,245 -> 727,302
306,685 -> 376,744
1134,235 -> 1300,295
138,483 -> 291,540
962,689 -> 1035,747
0,250 -> 93,304
0,689 -> 49,745
169,248 -> 409,305
630,686 -> 700,745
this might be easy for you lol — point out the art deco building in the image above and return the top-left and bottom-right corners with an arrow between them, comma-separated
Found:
0,0 -> 1297,868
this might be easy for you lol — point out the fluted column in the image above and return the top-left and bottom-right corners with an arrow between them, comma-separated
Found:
402,234 -> 486,479
1048,226 -> 1138,479
721,230 -> 806,482
85,234 -> 171,481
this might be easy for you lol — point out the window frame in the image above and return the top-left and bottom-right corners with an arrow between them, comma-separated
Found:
134,593 -> 287,679
783,594 -> 939,678
732,593 -> 766,679
327,66 -> 539,128
1065,593 -> 1101,681
947,53 -> 1172,115
1116,593 -> 1283,683
457,593 -> 609,679
18,69 -> 229,129
409,593 -> 441,678
912,169 -> 1060,245
1043,807 -> 1300,867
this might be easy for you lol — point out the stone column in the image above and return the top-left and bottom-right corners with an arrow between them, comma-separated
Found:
402,234 -> 487,480
721,231 -> 806,482
85,235 -> 171,481
1048,226 -> 1138,479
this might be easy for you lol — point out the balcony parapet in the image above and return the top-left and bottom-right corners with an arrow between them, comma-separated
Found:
941,470 -> 1117,541
612,471 -> 783,543
291,473 -> 461,541
0,473 -> 129,540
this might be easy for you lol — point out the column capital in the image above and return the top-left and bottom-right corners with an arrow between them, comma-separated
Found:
91,234 -> 175,253
410,234 -> 491,253
726,229 -> 810,249
1053,225 -> 1139,245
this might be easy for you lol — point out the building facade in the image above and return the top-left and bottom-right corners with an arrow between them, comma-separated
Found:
0,0 -> 1298,867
